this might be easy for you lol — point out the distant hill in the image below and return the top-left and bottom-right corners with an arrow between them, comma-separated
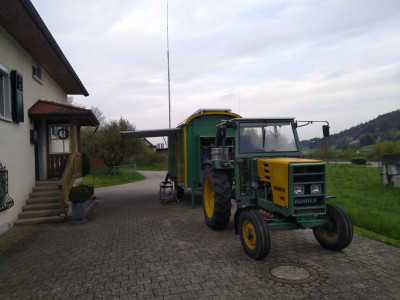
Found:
301,110 -> 400,149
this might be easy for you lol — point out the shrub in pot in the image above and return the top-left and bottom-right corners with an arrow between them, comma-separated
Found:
79,184 -> 94,197
69,185 -> 91,221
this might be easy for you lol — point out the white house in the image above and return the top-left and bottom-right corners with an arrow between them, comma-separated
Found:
0,0 -> 98,234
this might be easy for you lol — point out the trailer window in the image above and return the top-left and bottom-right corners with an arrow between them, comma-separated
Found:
239,122 -> 298,153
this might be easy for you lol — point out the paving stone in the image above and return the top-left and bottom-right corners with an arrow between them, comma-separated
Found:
0,171 -> 399,299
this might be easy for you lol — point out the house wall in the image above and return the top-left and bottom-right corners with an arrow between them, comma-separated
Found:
0,26 -> 68,234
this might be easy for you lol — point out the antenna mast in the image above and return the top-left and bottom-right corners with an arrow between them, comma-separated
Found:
167,0 -> 171,128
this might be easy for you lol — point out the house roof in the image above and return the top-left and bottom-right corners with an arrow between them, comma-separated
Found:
143,138 -> 155,147
0,0 -> 89,96
29,100 -> 99,127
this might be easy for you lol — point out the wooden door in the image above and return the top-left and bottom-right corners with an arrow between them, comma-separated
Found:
47,124 -> 72,179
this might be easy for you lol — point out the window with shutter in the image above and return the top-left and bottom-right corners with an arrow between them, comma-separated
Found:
11,70 -> 24,122
0,63 -> 11,121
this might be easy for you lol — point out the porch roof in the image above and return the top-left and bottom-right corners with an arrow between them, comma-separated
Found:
28,100 -> 99,127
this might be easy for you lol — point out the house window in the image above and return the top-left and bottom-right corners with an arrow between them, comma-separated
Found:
0,63 -> 11,121
49,125 -> 71,153
32,63 -> 43,84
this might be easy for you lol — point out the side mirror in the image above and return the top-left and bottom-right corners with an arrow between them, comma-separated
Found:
216,125 -> 226,145
322,125 -> 330,137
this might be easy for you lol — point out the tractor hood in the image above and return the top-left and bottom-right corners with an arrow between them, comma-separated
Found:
257,158 -> 323,208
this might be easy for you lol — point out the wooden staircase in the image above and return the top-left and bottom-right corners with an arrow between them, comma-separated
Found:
15,181 -> 64,226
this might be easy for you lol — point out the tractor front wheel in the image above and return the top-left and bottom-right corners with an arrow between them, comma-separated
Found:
313,203 -> 353,251
238,210 -> 270,260
202,168 -> 232,230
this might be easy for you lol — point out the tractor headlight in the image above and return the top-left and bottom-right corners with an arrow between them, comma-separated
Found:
311,184 -> 322,194
294,185 -> 305,195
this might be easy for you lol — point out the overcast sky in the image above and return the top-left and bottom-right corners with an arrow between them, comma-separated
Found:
31,0 -> 400,141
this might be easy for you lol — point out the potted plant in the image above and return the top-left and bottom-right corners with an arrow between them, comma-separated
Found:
69,185 -> 93,221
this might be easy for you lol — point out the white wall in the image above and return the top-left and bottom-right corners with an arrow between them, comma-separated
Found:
0,26 -> 68,234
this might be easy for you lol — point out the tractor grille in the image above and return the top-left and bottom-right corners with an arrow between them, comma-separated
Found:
291,163 -> 325,216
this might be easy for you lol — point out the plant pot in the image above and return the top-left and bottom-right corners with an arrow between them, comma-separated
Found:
71,202 -> 86,221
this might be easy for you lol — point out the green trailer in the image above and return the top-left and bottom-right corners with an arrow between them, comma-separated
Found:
121,109 -> 241,206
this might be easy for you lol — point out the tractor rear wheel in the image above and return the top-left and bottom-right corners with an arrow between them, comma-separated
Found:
238,210 -> 270,260
202,168 -> 232,230
313,203 -> 353,251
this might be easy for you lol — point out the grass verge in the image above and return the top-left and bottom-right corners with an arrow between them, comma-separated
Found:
326,163 -> 400,246
354,226 -> 400,248
82,168 -> 144,188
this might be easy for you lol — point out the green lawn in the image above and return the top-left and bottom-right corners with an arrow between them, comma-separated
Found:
326,163 -> 400,247
82,168 -> 144,188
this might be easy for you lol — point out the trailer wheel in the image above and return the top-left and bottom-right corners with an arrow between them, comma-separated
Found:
176,186 -> 184,199
173,178 -> 184,200
202,168 -> 231,230
313,203 -> 353,251
238,210 -> 270,260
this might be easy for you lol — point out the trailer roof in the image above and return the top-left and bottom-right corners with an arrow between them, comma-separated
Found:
178,109 -> 241,127
237,117 -> 295,121
121,109 -> 241,139
120,128 -> 180,139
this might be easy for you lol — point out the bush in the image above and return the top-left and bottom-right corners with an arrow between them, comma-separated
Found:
351,157 -> 367,165
79,184 -> 94,197
368,140 -> 400,161
82,152 -> 91,177
312,142 -> 336,161
135,151 -> 168,169
69,185 -> 91,203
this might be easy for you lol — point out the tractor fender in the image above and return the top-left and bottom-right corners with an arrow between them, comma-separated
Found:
234,204 -> 258,234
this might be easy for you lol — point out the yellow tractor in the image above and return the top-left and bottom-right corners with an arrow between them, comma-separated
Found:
202,118 -> 353,259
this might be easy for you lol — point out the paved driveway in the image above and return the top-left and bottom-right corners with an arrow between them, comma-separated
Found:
0,171 -> 399,299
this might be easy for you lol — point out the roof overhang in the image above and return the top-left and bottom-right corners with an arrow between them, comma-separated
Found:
121,128 -> 180,139
28,100 -> 99,127
0,0 -> 89,96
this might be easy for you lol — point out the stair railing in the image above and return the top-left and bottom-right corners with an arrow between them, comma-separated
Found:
58,152 -> 82,216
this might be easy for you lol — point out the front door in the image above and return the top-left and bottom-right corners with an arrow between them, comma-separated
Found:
34,121 -> 40,180
47,124 -> 71,178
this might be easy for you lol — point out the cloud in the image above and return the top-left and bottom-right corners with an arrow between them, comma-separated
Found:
31,0 -> 400,141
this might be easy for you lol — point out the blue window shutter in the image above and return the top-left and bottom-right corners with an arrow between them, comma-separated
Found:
11,70 -> 24,122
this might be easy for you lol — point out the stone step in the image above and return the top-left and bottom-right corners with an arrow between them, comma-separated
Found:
14,216 -> 63,226
22,202 -> 60,211
15,181 -> 64,226
32,185 -> 59,193
18,209 -> 60,219
26,197 -> 59,205
29,190 -> 59,198
35,180 -> 59,186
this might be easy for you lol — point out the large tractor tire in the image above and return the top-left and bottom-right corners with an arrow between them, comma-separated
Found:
313,203 -> 353,251
202,168 -> 232,230
238,210 -> 270,260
